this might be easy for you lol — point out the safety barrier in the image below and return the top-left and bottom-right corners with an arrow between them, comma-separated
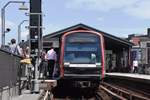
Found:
0,49 -> 21,100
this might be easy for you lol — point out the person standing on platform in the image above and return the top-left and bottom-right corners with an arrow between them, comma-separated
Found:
46,46 -> 57,79
39,50 -> 48,79
10,39 -> 22,55
133,60 -> 138,73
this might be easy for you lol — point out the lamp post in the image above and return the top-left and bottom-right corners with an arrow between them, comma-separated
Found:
1,1 -> 28,46
26,12 -> 43,93
18,20 -> 28,44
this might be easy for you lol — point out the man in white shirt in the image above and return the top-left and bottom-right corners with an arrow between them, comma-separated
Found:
133,60 -> 138,73
46,47 -> 57,79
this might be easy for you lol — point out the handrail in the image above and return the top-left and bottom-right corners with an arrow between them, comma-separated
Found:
0,48 -> 22,58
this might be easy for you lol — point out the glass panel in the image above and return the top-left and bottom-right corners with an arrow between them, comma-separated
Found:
64,32 -> 101,64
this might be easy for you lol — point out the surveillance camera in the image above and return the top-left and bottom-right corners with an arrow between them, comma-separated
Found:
6,28 -> 11,32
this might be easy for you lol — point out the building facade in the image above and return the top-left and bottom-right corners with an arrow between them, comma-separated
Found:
43,24 -> 132,73
128,29 -> 150,74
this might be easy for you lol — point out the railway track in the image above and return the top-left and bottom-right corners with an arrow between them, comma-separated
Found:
100,82 -> 150,100
38,80 -> 150,100
39,88 -> 104,100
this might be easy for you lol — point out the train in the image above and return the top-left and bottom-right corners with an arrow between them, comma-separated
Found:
58,30 -> 105,88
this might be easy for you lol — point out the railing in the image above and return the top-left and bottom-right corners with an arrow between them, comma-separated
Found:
0,48 -> 22,99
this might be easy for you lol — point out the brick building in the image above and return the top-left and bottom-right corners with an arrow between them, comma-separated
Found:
128,29 -> 150,64
128,29 -> 150,74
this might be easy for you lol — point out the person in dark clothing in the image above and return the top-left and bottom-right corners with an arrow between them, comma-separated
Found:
39,50 -> 48,79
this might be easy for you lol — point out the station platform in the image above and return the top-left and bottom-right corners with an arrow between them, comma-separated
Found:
105,73 -> 150,84
11,90 -> 40,100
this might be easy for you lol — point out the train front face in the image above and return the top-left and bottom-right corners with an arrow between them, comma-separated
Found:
60,30 -> 105,81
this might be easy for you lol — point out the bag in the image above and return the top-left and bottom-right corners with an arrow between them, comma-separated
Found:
20,58 -> 31,64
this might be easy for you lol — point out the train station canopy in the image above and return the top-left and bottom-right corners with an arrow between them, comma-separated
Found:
43,23 -> 133,49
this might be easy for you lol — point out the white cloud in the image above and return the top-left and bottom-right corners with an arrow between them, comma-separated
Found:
100,27 -> 147,38
125,0 -> 150,19
66,0 -> 139,11
97,17 -> 104,21
43,24 -> 67,35
21,31 -> 29,40
66,0 -> 150,19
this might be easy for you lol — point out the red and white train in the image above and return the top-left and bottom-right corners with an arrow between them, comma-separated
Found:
59,30 -> 105,87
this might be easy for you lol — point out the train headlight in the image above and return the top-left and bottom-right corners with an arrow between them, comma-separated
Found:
64,62 -> 70,67
96,63 -> 101,67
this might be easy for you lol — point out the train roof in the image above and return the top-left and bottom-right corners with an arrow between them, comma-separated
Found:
43,23 -> 133,46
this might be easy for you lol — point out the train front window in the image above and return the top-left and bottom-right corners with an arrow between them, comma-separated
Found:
64,32 -> 101,64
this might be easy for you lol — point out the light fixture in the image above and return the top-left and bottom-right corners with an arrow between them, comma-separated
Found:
19,2 -> 28,10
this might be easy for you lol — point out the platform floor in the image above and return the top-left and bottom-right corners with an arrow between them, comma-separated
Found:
106,73 -> 150,83
11,90 -> 40,100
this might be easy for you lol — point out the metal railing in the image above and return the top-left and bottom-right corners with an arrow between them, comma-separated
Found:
0,48 -> 22,99
0,48 -> 21,87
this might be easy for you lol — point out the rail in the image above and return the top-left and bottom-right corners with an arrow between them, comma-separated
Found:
0,48 -> 22,98
0,48 -> 21,87
38,80 -> 57,100
100,82 -> 150,100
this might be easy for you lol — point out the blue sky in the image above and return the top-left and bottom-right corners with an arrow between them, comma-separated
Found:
1,0 -> 150,45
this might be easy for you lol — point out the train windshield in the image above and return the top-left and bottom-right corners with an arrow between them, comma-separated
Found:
64,32 -> 101,64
